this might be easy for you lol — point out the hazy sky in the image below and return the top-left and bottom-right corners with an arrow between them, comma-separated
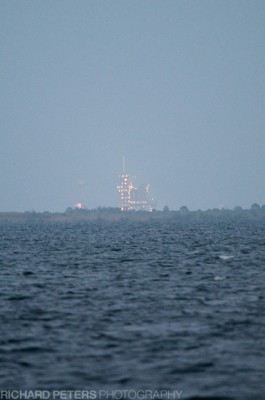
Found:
1,0 -> 264,212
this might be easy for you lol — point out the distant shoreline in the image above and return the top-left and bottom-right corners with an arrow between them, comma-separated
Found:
0,205 -> 265,223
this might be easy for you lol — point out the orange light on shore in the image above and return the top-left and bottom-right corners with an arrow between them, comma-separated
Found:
75,202 -> 86,210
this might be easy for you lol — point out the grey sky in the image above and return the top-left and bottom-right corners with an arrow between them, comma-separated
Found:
1,0 -> 264,212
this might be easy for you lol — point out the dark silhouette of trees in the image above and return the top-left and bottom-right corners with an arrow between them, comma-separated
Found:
179,205 -> 189,213
251,203 -> 260,210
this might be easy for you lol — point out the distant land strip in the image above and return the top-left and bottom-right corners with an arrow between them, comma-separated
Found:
1,205 -> 265,223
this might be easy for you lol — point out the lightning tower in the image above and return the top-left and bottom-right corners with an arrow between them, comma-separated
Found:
117,158 -> 155,211
117,157 -> 134,211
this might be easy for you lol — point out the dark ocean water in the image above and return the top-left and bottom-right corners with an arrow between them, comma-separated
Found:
1,221 -> 265,400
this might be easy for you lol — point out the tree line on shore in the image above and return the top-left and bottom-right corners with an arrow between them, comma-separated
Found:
1,203 -> 265,223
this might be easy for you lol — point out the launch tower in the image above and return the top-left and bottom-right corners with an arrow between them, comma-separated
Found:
117,158 -> 154,211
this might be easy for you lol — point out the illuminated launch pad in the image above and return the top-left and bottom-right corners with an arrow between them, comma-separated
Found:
117,158 -> 154,211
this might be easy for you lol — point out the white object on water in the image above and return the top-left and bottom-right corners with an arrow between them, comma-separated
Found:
219,255 -> 234,260
214,275 -> 226,281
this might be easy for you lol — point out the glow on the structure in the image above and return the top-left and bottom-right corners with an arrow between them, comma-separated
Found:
117,169 -> 154,212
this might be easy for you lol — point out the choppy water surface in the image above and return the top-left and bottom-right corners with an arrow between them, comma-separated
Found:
1,221 -> 265,399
